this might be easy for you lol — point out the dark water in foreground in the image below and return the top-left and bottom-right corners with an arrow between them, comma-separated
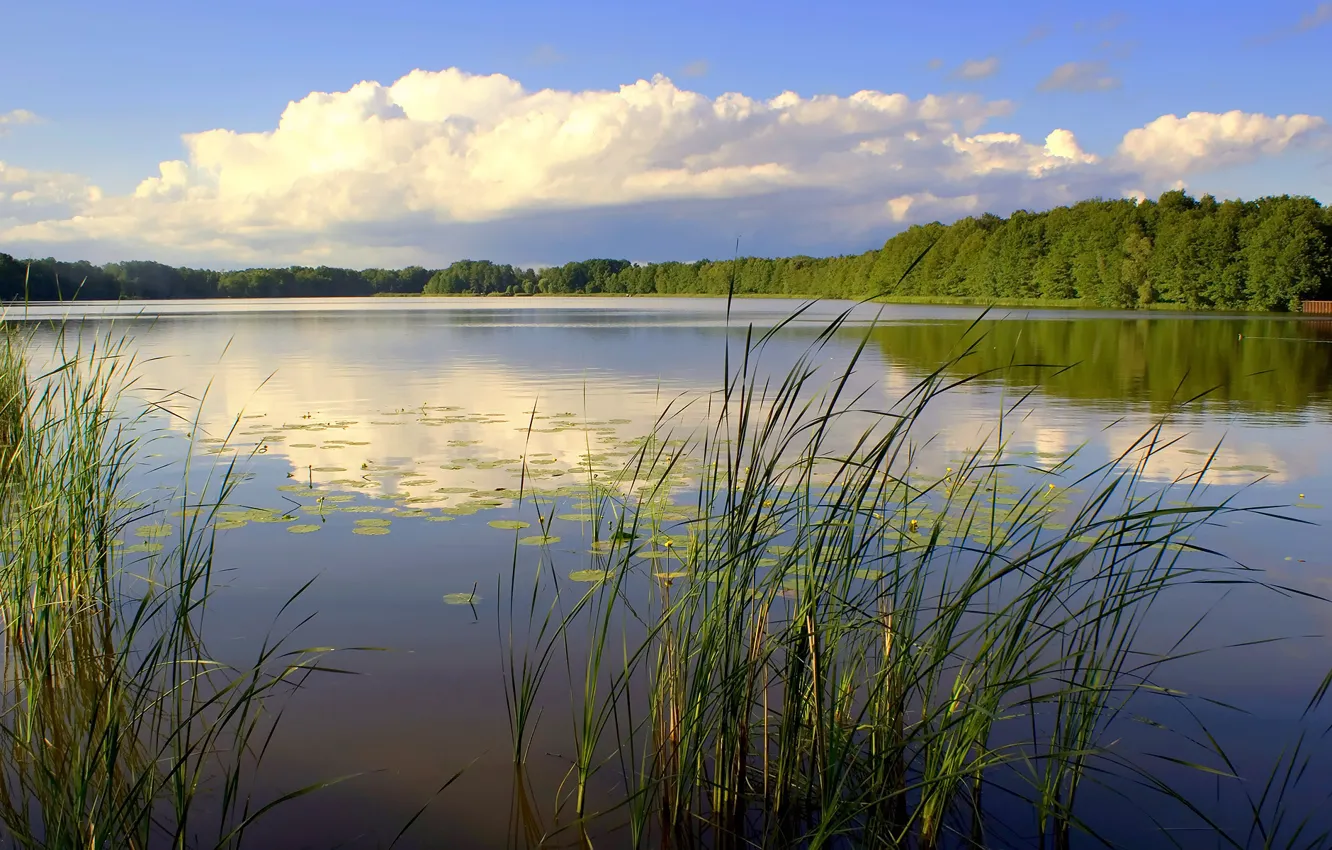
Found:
13,298 -> 1332,847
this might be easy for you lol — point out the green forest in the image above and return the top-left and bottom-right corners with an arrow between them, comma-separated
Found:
3,191 -> 1330,310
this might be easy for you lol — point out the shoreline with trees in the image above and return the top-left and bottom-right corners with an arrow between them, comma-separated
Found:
4,191 -> 1330,311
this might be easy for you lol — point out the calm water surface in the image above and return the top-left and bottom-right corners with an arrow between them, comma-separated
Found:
15,298 -> 1332,847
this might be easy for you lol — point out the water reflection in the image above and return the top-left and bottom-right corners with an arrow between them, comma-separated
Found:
11,299 -> 1332,847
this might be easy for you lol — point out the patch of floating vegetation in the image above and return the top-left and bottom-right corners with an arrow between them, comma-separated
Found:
123,542 -> 164,554
353,518 -> 391,527
518,535 -> 561,546
287,524 -> 321,534
135,524 -> 172,539
352,526 -> 390,536
488,520 -> 531,530
442,592 -> 480,605
569,569 -> 610,583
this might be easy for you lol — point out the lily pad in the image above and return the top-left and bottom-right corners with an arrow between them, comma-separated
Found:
518,535 -> 561,546
488,520 -> 531,530
352,526 -> 391,536
354,518 -> 392,527
124,542 -> 164,554
557,512 -> 597,522
443,592 -> 480,605
135,524 -> 173,538
215,520 -> 248,531
287,524 -> 322,534
569,569 -> 611,583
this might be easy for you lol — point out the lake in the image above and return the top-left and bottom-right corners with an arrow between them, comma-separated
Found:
11,297 -> 1332,848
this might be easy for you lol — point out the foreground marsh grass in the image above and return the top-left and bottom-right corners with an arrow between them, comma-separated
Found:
0,324 -> 344,848
499,305 -> 1329,848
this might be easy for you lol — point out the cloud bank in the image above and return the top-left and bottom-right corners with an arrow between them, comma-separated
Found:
0,68 -> 1324,267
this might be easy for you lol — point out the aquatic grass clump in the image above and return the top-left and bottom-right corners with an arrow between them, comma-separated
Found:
501,302 -> 1322,848
0,326 -> 345,847
0,327 -> 28,467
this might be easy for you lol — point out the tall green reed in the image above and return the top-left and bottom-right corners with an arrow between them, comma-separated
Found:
501,302 -> 1310,848
0,321 -> 343,848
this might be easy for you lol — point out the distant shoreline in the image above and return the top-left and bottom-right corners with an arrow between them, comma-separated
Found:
368,291 -> 1301,315
0,292 -> 1313,317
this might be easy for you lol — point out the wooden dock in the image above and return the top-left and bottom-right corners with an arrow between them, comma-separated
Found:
1302,300 -> 1332,314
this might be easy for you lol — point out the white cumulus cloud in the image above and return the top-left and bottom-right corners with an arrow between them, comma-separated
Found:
1118,110 -> 1327,175
0,68 -> 1323,267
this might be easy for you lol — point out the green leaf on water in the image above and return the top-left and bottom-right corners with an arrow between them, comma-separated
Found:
354,518 -> 392,527
518,535 -> 561,546
352,526 -> 390,536
426,515 -> 456,522
253,513 -> 298,523
124,542 -> 164,554
288,524 -> 321,534
443,592 -> 480,605
135,524 -> 172,538
215,520 -> 248,531
557,512 -> 597,522
488,520 -> 531,530
655,571 -> 688,580
313,466 -> 347,472
569,569 -> 611,583
277,484 -> 310,492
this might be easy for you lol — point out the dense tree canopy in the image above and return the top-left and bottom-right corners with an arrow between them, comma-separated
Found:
3,192 -> 1330,310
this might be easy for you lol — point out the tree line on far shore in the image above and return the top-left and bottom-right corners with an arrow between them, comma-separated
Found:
3,191 -> 1329,310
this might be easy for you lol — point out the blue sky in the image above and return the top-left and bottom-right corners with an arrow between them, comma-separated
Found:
0,0 -> 1328,268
